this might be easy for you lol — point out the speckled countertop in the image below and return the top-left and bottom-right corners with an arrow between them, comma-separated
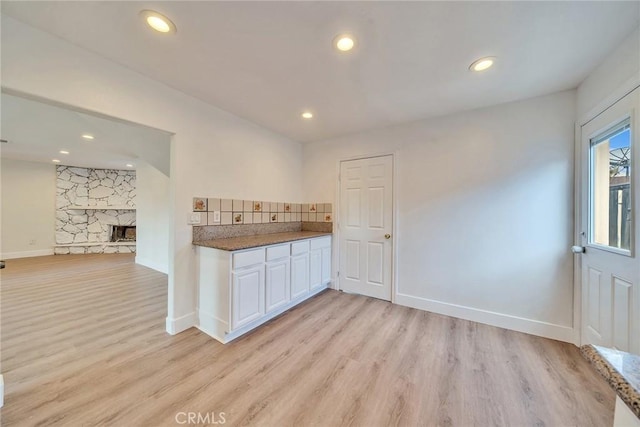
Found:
581,344 -> 640,419
193,231 -> 331,251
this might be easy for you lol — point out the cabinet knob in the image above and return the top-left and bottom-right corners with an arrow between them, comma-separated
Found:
384,234 -> 391,239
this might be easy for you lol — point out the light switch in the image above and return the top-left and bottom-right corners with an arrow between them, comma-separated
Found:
189,212 -> 202,225
213,211 -> 221,222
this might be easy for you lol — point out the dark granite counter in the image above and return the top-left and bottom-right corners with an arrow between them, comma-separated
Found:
193,231 -> 331,251
581,344 -> 640,419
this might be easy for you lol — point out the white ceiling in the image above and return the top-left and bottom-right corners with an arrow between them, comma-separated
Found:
1,1 -> 639,143
1,92 -> 172,174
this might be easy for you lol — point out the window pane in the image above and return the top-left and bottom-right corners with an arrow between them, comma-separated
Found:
590,119 -> 632,251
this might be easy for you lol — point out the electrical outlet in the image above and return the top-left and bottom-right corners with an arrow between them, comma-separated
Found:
213,211 -> 221,222
28,239 -> 36,246
188,212 -> 202,225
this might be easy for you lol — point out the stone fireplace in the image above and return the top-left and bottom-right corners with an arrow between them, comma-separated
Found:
110,225 -> 136,242
54,166 -> 137,254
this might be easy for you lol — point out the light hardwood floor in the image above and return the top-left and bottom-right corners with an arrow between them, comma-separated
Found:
1,254 -> 614,426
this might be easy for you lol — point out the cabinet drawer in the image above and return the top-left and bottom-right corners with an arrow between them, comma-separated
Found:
266,244 -> 289,261
233,248 -> 265,269
310,236 -> 331,250
291,240 -> 310,255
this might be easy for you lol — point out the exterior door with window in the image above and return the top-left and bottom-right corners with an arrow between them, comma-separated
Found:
579,87 -> 639,354
339,155 -> 393,301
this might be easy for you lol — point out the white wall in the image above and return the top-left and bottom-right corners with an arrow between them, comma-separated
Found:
577,27 -> 640,121
1,158 -> 56,258
1,16 -> 303,333
303,91 -> 577,342
136,162 -> 170,274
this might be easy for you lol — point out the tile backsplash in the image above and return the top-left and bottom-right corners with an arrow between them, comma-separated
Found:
193,197 -> 332,226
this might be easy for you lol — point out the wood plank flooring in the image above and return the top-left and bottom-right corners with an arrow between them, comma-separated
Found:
1,254 -> 614,426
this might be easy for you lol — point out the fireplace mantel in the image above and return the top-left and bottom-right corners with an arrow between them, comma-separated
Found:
68,205 -> 136,210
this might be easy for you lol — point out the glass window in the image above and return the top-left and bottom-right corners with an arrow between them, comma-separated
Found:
589,118 -> 632,251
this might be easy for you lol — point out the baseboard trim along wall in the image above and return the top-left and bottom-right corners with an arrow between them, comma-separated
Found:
166,312 -> 197,335
135,256 -> 169,275
0,249 -> 54,260
395,293 -> 577,344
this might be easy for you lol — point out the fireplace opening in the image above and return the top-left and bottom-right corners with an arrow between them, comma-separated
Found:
110,225 -> 136,242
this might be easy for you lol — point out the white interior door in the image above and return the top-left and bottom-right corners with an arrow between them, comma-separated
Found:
579,87 -> 640,354
339,155 -> 393,300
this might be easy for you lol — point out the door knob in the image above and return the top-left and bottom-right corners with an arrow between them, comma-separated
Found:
571,246 -> 585,253
384,234 -> 391,239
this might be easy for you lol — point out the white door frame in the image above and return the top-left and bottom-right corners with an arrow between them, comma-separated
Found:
574,79 -> 640,347
334,152 -> 398,303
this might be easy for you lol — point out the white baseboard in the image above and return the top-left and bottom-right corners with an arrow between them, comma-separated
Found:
395,293 -> 577,344
1,249 -> 54,260
196,309 -> 227,343
135,256 -> 168,274
166,311 -> 196,335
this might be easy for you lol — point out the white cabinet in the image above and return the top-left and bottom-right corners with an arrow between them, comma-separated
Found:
265,259 -> 290,312
232,264 -> 264,330
291,253 -> 310,299
291,240 -> 310,300
321,246 -> 331,284
265,248 -> 290,313
309,248 -> 322,291
198,235 -> 331,344
311,236 -> 332,290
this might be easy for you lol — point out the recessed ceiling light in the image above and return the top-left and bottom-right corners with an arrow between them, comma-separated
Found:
59,150 -> 69,155
334,34 -> 355,52
52,159 -> 61,163
469,57 -> 496,72
301,112 -> 313,119
82,134 -> 94,140
140,10 -> 176,34
126,163 -> 134,168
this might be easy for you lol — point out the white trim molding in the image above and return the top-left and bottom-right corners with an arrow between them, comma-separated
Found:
579,75 -> 640,126
0,249 -> 54,260
165,311 -> 197,335
396,293 -> 578,344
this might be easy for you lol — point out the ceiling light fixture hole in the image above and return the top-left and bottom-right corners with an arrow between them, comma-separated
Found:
140,10 -> 177,34
469,56 -> 496,72
333,34 -> 356,52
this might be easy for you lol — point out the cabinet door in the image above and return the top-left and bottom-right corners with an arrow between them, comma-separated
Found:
291,253 -> 309,300
266,258 -> 290,313
232,265 -> 264,330
321,246 -> 331,284
309,249 -> 323,291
